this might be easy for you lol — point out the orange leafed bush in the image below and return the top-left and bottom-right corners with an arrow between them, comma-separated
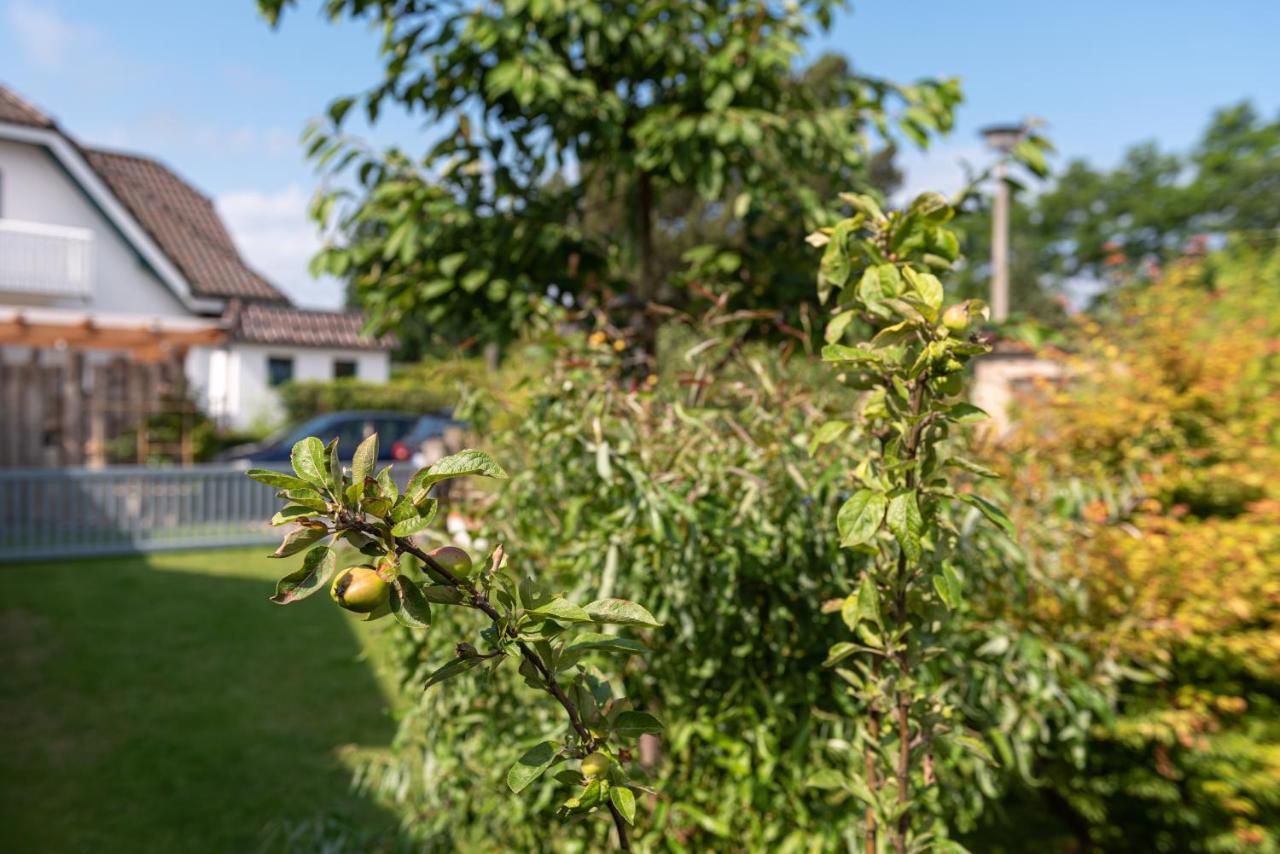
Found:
997,244 -> 1280,851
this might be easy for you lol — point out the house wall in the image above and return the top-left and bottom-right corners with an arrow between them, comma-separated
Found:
971,351 -> 1067,438
0,138 -> 190,317
200,343 -> 391,431
1,136 -> 394,434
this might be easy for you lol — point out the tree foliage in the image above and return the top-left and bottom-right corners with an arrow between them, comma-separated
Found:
324,293 -> 1097,849
993,244 -> 1280,851
951,101 -> 1280,319
249,441 -> 662,847
259,0 -> 961,354
807,190 -> 1038,850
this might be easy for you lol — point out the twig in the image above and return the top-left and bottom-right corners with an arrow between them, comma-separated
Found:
607,800 -> 632,851
343,516 -> 599,750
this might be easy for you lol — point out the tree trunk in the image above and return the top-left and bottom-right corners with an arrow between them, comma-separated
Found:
631,169 -> 658,362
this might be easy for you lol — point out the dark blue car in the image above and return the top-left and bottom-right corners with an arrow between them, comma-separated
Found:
216,410 -> 456,465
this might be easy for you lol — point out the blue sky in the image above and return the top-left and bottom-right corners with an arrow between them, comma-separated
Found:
3,0 -> 1277,308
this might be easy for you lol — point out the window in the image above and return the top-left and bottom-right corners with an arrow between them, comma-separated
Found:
267,356 -> 294,387
334,359 -> 357,379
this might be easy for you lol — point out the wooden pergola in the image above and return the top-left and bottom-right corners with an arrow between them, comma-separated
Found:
0,309 -> 225,361
0,309 -> 226,467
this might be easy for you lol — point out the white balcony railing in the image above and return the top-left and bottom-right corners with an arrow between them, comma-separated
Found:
0,219 -> 94,299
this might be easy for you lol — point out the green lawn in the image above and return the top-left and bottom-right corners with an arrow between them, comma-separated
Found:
0,548 -> 402,854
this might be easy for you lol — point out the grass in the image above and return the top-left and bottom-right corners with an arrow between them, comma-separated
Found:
0,547 -> 404,854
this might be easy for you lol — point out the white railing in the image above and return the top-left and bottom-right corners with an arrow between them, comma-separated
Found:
0,462 -> 418,562
0,219 -> 94,298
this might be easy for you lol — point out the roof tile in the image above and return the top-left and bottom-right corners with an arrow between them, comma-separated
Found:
0,83 -> 53,128
228,301 -> 396,351
1,83 -> 392,352
83,148 -> 289,303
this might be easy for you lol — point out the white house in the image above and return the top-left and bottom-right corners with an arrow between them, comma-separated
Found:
0,83 -> 394,440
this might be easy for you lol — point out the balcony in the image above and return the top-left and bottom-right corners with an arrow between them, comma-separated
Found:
0,219 -> 94,299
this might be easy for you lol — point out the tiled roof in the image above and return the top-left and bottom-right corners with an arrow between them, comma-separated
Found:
83,148 -> 289,303
0,83 -> 391,352
227,301 -> 396,351
0,84 -> 53,128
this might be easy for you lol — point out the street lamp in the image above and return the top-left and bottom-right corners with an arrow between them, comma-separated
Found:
981,123 -> 1027,323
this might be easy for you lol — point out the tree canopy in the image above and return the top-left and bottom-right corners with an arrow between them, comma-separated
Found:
260,0 -> 961,356
951,101 -> 1280,320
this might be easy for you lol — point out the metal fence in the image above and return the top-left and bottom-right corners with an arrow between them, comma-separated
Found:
0,463 -> 415,563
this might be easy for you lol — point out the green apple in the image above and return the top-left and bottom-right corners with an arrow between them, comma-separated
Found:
329,565 -> 390,613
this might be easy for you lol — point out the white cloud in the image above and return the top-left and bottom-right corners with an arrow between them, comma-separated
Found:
216,184 -> 346,311
4,0 -> 98,70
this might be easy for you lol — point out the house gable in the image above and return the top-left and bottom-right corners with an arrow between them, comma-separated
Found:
0,134 -> 192,317
0,121 -> 226,316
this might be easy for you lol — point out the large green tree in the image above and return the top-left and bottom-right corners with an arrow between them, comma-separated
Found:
951,101 -> 1280,320
260,0 -> 961,357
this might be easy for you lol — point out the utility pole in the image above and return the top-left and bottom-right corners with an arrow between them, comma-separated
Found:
990,157 -> 1010,322
980,124 -> 1027,323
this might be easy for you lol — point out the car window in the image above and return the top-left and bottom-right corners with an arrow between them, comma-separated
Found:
329,417 -> 372,450
405,415 -> 452,444
274,414 -> 339,448
374,417 -> 415,445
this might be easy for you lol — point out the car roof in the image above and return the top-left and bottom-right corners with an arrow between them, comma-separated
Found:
308,410 -> 419,421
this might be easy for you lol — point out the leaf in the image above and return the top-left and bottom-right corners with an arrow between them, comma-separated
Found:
837,490 -> 887,547
507,740 -> 561,793
389,495 -> 418,523
390,500 -> 440,537
806,769 -> 847,790
270,505 -> 318,526
406,449 -> 507,501
247,469 -> 315,491
326,437 -> 342,494
870,320 -> 916,348
439,251 -> 466,277
584,598 -> 662,628
421,584 -> 467,605
612,710 -> 664,737
947,403 -> 990,424
823,642 -> 858,667
958,493 -> 1015,535
281,489 -> 328,513
908,191 -> 951,222
390,577 -> 431,629
558,633 -> 648,669
351,434 -> 378,496
933,563 -> 963,610
876,263 -> 902,297
824,310 -> 857,344
562,632 -> 648,656
977,635 -> 1011,657
529,597 -> 592,623
1014,138 -> 1049,177
376,465 -> 398,502
290,437 -> 329,488
821,343 -> 881,366
327,96 -> 355,126
269,546 -> 336,604
904,266 -> 944,313
423,654 -> 484,690
887,491 -> 923,562
946,456 -> 1001,479
808,420 -> 850,456
595,441 -> 613,482
842,574 -> 881,632
271,524 -> 328,558
609,786 -> 636,825
844,772 -> 878,806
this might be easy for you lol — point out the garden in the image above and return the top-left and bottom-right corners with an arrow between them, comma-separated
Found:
5,2 -> 1279,852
